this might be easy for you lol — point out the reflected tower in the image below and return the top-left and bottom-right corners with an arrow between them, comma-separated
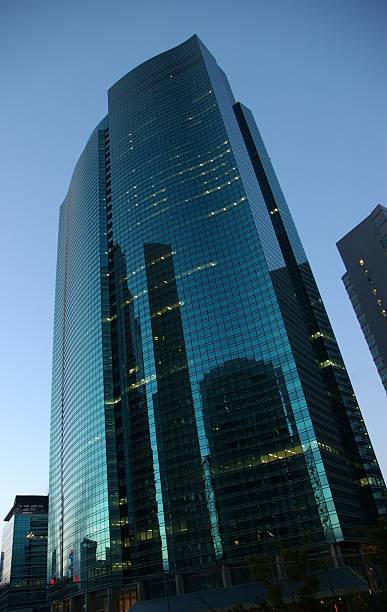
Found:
144,242 -> 214,571
200,358 -> 313,559
107,243 -> 163,578
48,35 -> 387,609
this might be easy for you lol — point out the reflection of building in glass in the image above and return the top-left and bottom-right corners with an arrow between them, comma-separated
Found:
0,496 -> 48,612
145,243 -> 214,571
49,35 -> 387,610
200,358 -> 319,558
108,244 -> 162,578
80,538 -> 97,583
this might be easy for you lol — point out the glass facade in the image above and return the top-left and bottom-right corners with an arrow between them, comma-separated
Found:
0,496 -> 48,611
48,35 -> 387,607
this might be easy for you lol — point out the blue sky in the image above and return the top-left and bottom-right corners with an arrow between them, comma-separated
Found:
0,0 -> 386,528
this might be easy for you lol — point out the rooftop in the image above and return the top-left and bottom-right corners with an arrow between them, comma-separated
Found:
4,495 -> 48,522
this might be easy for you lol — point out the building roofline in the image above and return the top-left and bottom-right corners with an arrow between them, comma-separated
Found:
4,495 -> 48,522
337,203 -> 386,248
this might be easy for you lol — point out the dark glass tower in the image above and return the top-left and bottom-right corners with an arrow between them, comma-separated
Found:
48,35 -> 387,608
337,204 -> 387,393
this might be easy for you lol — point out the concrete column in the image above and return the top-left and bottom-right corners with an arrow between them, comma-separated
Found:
275,553 -> 286,579
222,565 -> 232,588
136,581 -> 145,602
107,587 -> 114,612
329,542 -> 343,568
84,592 -> 91,612
175,573 -> 184,595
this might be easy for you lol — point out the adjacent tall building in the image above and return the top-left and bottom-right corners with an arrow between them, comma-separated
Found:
0,496 -> 48,612
48,35 -> 387,609
337,204 -> 387,392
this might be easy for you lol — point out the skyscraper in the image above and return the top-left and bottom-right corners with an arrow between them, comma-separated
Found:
0,496 -> 48,612
337,204 -> 387,393
48,35 -> 387,609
